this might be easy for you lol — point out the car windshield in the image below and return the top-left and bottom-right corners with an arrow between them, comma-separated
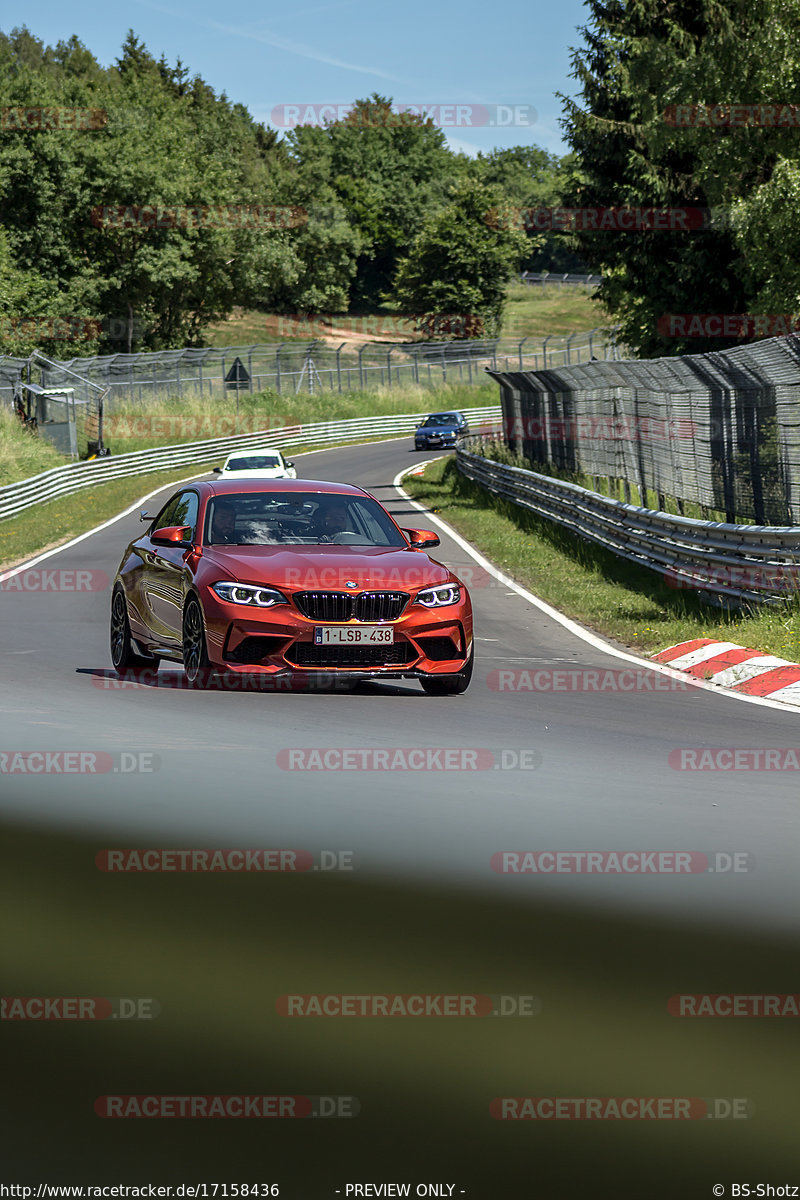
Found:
204,492 -> 407,547
423,413 -> 459,426
225,455 -> 281,470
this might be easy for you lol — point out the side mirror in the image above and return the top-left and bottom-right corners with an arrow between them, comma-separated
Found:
285,460 -> 295,468
139,510 -> 151,523
403,528 -> 440,549
151,525 -> 193,545
212,466 -> 223,474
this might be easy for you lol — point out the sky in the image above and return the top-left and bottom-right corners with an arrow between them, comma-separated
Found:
8,0 -> 590,157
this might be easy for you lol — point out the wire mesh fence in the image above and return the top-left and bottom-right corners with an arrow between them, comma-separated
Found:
494,333 -> 800,526
0,329 -> 621,416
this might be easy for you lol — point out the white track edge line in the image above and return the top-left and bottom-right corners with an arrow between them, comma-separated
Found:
393,460 -> 800,716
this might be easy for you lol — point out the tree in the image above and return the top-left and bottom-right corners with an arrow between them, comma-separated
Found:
558,0 -> 798,356
473,146 -> 592,273
286,95 -> 458,308
391,179 -> 530,338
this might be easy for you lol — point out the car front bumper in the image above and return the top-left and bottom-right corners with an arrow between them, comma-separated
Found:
199,591 -> 473,677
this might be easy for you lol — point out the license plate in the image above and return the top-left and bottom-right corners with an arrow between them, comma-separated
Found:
314,626 -> 394,645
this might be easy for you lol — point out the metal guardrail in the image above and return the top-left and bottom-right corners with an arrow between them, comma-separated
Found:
0,405 -> 502,522
456,437 -> 800,607
519,272 -> 601,288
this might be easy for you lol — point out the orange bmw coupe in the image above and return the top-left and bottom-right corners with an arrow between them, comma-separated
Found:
111,479 -> 473,694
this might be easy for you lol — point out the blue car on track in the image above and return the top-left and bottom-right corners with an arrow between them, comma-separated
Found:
414,411 -> 469,450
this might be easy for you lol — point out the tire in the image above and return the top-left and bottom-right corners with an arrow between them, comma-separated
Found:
420,644 -> 474,696
110,585 -> 156,675
182,596 -> 213,687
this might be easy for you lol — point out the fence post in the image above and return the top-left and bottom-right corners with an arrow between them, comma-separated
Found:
387,346 -> 393,387
275,345 -> 282,395
542,336 -> 551,369
358,344 -> 366,391
333,343 -> 341,393
518,338 -> 527,369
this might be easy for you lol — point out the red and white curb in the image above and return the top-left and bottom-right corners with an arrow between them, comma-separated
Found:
653,639 -> 800,708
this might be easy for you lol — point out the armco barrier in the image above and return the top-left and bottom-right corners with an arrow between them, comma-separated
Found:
0,405 -> 502,522
455,439 -> 800,607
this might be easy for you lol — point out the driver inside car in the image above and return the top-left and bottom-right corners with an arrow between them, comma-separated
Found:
317,503 -> 352,540
210,501 -> 238,544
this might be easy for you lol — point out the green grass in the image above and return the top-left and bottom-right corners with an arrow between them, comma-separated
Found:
100,382 -> 498,456
0,406 -> 68,487
0,465 -> 216,570
403,455 -> 800,663
0,383 -> 497,484
204,283 -> 608,347
0,381 -> 499,568
500,281 -> 607,339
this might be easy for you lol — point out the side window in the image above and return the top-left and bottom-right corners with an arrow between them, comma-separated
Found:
351,501 -> 394,546
151,492 -> 199,542
151,495 -> 181,531
171,492 -> 199,542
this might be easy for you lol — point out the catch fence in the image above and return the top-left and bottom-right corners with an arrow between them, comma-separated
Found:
493,334 -> 800,526
0,329 -> 621,415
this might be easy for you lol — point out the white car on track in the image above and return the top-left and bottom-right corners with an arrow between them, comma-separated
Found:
213,449 -> 297,480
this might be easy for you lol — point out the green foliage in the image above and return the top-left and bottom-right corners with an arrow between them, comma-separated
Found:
391,179 -> 530,337
0,33 -> 575,354
285,94 -> 457,308
558,0 -> 800,357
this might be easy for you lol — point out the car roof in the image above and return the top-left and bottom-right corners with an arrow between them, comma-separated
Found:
425,411 -> 463,418
202,478 -> 370,498
224,449 -> 283,459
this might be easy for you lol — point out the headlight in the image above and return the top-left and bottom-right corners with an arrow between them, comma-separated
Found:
415,584 -> 461,608
211,581 -> 288,607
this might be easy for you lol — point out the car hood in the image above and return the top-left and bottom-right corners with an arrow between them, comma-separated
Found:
201,544 -> 453,590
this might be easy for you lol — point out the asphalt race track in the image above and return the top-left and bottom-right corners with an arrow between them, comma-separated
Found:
3,437 -> 800,1195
